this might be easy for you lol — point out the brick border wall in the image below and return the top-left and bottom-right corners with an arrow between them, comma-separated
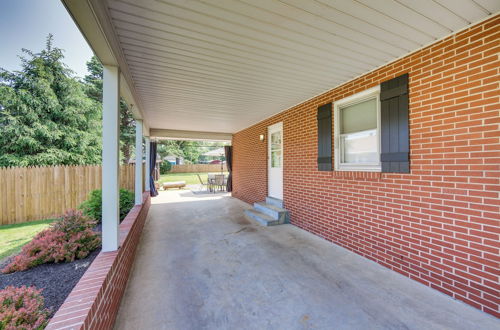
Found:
232,16 -> 499,316
46,192 -> 151,329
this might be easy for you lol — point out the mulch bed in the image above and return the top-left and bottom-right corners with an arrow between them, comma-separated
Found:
0,248 -> 101,317
0,219 -> 124,320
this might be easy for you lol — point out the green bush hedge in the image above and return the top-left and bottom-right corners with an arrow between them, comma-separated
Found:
160,161 -> 172,174
78,189 -> 134,223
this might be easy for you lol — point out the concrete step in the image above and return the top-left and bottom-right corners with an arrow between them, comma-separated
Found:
265,196 -> 284,208
244,209 -> 281,226
254,202 -> 289,223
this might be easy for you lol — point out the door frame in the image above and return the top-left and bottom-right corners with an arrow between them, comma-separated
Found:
267,122 -> 283,200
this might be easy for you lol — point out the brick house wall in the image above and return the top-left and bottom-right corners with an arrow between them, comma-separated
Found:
232,15 -> 499,316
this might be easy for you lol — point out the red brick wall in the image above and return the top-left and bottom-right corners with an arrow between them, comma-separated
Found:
232,16 -> 499,316
46,193 -> 151,329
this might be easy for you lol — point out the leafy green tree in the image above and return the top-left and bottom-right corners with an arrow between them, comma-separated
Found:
156,140 -> 202,164
178,141 -> 202,163
0,35 -> 101,166
157,140 -> 183,160
156,140 -> 228,164
84,56 -> 135,164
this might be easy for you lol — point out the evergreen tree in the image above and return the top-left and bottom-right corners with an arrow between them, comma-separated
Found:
0,35 -> 101,166
84,56 -> 135,164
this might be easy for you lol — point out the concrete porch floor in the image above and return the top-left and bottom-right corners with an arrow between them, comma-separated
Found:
114,190 -> 498,330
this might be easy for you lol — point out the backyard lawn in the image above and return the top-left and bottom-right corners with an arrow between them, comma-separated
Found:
0,219 -> 55,262
159,172 -> 228,186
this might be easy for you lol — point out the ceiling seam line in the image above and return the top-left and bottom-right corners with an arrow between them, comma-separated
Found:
114,28 -> 363,75
110,2 -> 387,67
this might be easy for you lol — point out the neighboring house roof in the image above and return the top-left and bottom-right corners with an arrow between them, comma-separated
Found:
164,155 -> 183,161
203,148 -> 225,157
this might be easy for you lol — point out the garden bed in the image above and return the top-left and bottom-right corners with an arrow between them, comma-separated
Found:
0,248 -> 100,318
46,193 -> 151,329
0,189 -> 145,329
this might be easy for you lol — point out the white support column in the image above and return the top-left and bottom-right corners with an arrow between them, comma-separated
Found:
144,136 -> 151,192
102,65 -> 120,252
135,120 -> 143,205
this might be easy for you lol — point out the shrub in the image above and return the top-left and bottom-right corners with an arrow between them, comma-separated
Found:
78,189 -> 101,222
159,161 -> 172,174
2,210 -> 100,274
78,189 -> 134,223
52,209 -> 95,234
119,189 -> 135,220
0,285 -> 50,329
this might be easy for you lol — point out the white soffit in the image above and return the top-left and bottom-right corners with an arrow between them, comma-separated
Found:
99,0 -> 498,133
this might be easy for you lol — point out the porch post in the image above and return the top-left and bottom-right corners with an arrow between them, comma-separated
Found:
144,136 -> 151,192
135,120 -> 143,205
102,65 -> 120,252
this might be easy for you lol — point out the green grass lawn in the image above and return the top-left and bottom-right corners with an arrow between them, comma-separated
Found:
159,172 -> 228,186
0,219 -> 55,262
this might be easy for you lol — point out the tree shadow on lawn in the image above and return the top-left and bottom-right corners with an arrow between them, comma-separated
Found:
0,220 -> 53,230
0,244 -> 26,264
0,219 -> 55,261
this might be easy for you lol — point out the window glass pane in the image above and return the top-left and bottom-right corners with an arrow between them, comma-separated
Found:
271,131 -> 281,150
271,150 -> 281,168
340,98 -> 377,134
342,129 -> 378,163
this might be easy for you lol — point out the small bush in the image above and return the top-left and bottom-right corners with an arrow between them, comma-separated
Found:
2,210 -> 100,274
52,209 -> 95,234
159,161 -> 172,174
119,189 -> 135,220
78,189 -> 134,223
0,286 -> 50,329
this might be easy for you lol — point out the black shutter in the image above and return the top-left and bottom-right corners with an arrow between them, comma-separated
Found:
380,73 -> 410,173
317,102 -> 332,171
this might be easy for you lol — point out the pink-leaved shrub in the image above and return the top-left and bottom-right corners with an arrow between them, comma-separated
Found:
0,285 -> 50,329
2,210 -> 100,274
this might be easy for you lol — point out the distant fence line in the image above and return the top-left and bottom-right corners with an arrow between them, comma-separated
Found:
0,164 -> 143,225
170,164 -> 227,173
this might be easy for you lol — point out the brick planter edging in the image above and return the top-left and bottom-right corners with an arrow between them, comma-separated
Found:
46,192 -> 151,330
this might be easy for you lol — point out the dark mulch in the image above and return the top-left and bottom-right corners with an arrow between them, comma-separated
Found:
0,248 -> 101,317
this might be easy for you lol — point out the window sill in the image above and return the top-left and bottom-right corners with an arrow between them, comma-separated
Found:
332,170 -> 381,180
335,164 -> 381,172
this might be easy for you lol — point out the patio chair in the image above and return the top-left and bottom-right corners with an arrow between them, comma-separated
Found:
214,174 -> 225,193
197,174 -> 212,192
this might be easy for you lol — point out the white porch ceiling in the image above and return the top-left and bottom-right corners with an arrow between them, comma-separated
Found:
76,0 -> 499,134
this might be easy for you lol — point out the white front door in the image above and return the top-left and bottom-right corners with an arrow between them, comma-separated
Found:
268,122 -> 283,200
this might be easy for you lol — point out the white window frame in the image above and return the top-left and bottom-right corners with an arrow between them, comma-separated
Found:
334,86 -> 381,172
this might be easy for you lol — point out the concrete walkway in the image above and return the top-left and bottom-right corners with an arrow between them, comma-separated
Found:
114,190 -> 498,330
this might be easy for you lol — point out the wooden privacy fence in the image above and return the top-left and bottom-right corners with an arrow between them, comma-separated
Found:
0,164 -> 144,226
170,164 -> 227,173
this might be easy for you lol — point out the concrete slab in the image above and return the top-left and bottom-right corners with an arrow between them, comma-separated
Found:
114,190 -> 499,330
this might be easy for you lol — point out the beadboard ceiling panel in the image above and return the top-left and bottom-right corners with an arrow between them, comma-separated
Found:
63,0 -> 499,134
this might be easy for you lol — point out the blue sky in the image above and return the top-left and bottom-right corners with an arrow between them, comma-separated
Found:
0,0 -> 93,78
